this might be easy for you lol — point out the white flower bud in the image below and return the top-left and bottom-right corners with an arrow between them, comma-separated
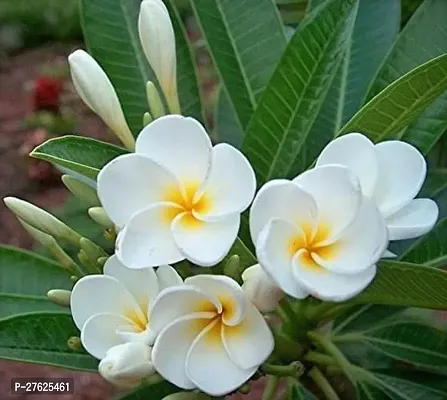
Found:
68,50 -> 135,150
241,264 -> 284,313
88,207 -> 114,228
98,342 -> 155,388
4,197 -> 81,246
47,289 -> 71,307
62,175 -> 100,207
138,0 -> 180,113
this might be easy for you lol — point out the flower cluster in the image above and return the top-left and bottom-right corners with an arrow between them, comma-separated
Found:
21,0 -> 438,396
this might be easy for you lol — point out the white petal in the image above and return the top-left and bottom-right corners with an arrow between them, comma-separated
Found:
68,50 -> 134,150
116,203 -> 184,269
97,153 -> 180,227
71,275 -> 143,330
152,313 -> 215,390
222,303 -> 274,369
185,275 -> 245,326
292,250 -> 377,302
104,255 -> 158,314
171,213 -> 239,267
313,198 -> 388,274
316,133 -> 378,196
386,198 -> 439,240
256,219 -> 309,299
156,265 -> 183,291
249,180 -> 317,245
135,115 -> 212,185
241,264 -> 285,313
186,319 -> 256,396
373,141 -> 427,217
293,165 -> 362,242
195,144 -> 256,220
80,313 -> 128,359
150,286 -> 219,335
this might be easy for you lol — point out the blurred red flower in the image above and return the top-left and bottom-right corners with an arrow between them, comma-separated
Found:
32,76 -> 64,112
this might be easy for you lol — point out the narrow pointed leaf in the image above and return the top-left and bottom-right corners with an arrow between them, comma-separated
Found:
215,88 -> 243,147
31,136 -> 128,180
420,168 -> 447,198
301,0 -> 400,171
350,260 -> 447,310
191,0 -> 287,131
340,54 -> 447,141
368,0 -> 447,154
243,0 -> 358,186
0,312 -> 97,371
0,246 -> 72,318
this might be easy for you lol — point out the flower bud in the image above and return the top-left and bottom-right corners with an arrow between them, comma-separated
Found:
4,197 -> 81,246
143,111 -> 153,126
67,336 -> 82,351
62,175 -> 100,206
138,0 -> 180,113
98,342 -> 155,388
88,207 -> 114,228
68,50 -> 135,150
47,289 -> 71,307
146,81 -> 165,118
241,264 -> 284,313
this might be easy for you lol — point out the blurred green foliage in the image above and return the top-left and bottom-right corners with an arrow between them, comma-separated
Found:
0,0 -> 82,50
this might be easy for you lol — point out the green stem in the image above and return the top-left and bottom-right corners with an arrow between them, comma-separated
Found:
262,376 -> 279,400
308,331 -> 355,383
305,351 -> 336,367
331,333 -> 362,344
308,367 -> 340,400
261,361 -> 304,378
271,326 -> 303,361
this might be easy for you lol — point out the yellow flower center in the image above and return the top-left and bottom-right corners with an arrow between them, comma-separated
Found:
125,309 -> 149,332
163,181 -> 211,228
288,221 -> 339,272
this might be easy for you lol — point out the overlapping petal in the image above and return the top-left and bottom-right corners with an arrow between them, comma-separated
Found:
194,144 -> 256,220
185,320 -> 256,396
256,218 -> 309,299
386,198 -> 439,240
135,115 -> 212,185
172,213 -> 240,267
373,141 -> 427,217
71,275 -> 143,330
292,251 -> 377,302
316,133 -> 378,196
97,154 -> 179,227
293,165 -> 362,242
116,203 -> 184,268
156,265 -> 183,291
249,180 -> 317,244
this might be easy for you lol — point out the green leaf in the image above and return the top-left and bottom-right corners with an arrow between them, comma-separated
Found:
332,305 -> 403,335
420,168 -> 447,198
301,0 -> 400,171
355,369 -> 447,400
0,246 -> 72,318
215,88 -> 243,148
0,312 -> 97,371
115,381 -> 179,400
368,0 -> 447,154
242,0 -> 358,186
190,0 -> 287,130
350,260 -> 447,310
31,136 -> 128,180
340,54 -> 447,142
80,0 -> 203,135
338,322 -> 447,369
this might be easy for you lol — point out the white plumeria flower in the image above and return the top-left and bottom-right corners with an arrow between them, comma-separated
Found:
150,275 -> 274,396
139,0 -> 180,113
99,342 -> 155,388
250,166 -> 388,302
68,50 -> 135,150
316,133 -> 439,242
98,115 -> 256,268
70,255 -> 182,360
241,264 -> 284,313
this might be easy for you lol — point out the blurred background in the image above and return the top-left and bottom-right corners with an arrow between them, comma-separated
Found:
0,0 -> 426,398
